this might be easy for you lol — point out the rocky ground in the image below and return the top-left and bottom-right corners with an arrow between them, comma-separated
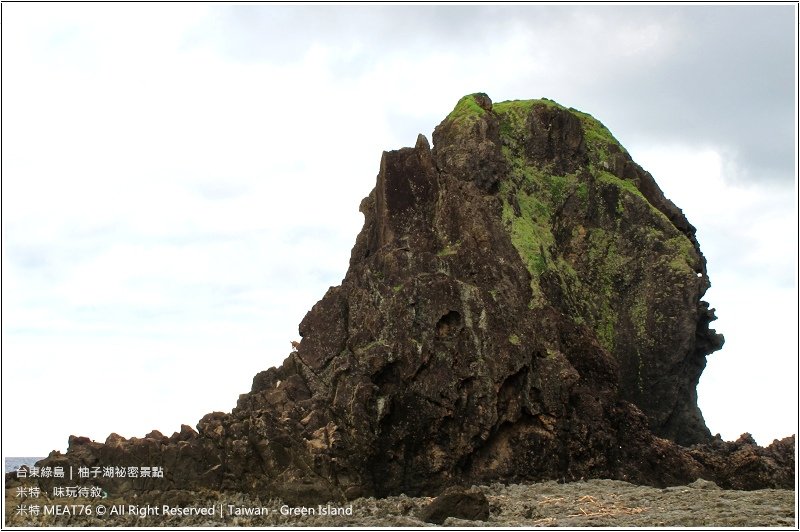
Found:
6,478 -> 795,527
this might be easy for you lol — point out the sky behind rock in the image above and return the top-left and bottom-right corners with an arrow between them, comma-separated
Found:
2,3 -> 797,456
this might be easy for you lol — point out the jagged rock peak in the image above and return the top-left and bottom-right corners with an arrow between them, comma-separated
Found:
22,94 -> 790,506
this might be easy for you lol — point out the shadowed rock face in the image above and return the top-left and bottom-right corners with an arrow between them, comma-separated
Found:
25,94 -> 791,503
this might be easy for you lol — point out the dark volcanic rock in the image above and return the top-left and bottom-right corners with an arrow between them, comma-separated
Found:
29,93 -> 793,502
689,434 -> 797,490
418,486 -> 490,524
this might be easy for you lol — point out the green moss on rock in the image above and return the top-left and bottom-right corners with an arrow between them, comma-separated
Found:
454,93 -> 703,366
494,98 -> 564,152
571,108 -> 625,165
437,240 -> 461,257
665,235 -> 698,274
445,93 -> 489,125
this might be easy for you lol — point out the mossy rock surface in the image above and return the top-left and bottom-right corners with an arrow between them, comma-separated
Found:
436,96 -> 719,444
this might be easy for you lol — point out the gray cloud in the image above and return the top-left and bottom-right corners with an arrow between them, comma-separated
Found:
197,5 -> 498,64
601,6 -> 794,184
195,5 -> 794,186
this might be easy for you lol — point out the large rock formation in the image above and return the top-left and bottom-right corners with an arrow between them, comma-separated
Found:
24,94 -> 793,503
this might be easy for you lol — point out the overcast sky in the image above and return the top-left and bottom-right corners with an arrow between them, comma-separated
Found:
2,4 -> 797,457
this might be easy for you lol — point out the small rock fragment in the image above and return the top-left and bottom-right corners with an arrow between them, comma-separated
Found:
419,486 -> 490,524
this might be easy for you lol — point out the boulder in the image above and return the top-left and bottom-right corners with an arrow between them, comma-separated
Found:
418,486 -> 490,524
